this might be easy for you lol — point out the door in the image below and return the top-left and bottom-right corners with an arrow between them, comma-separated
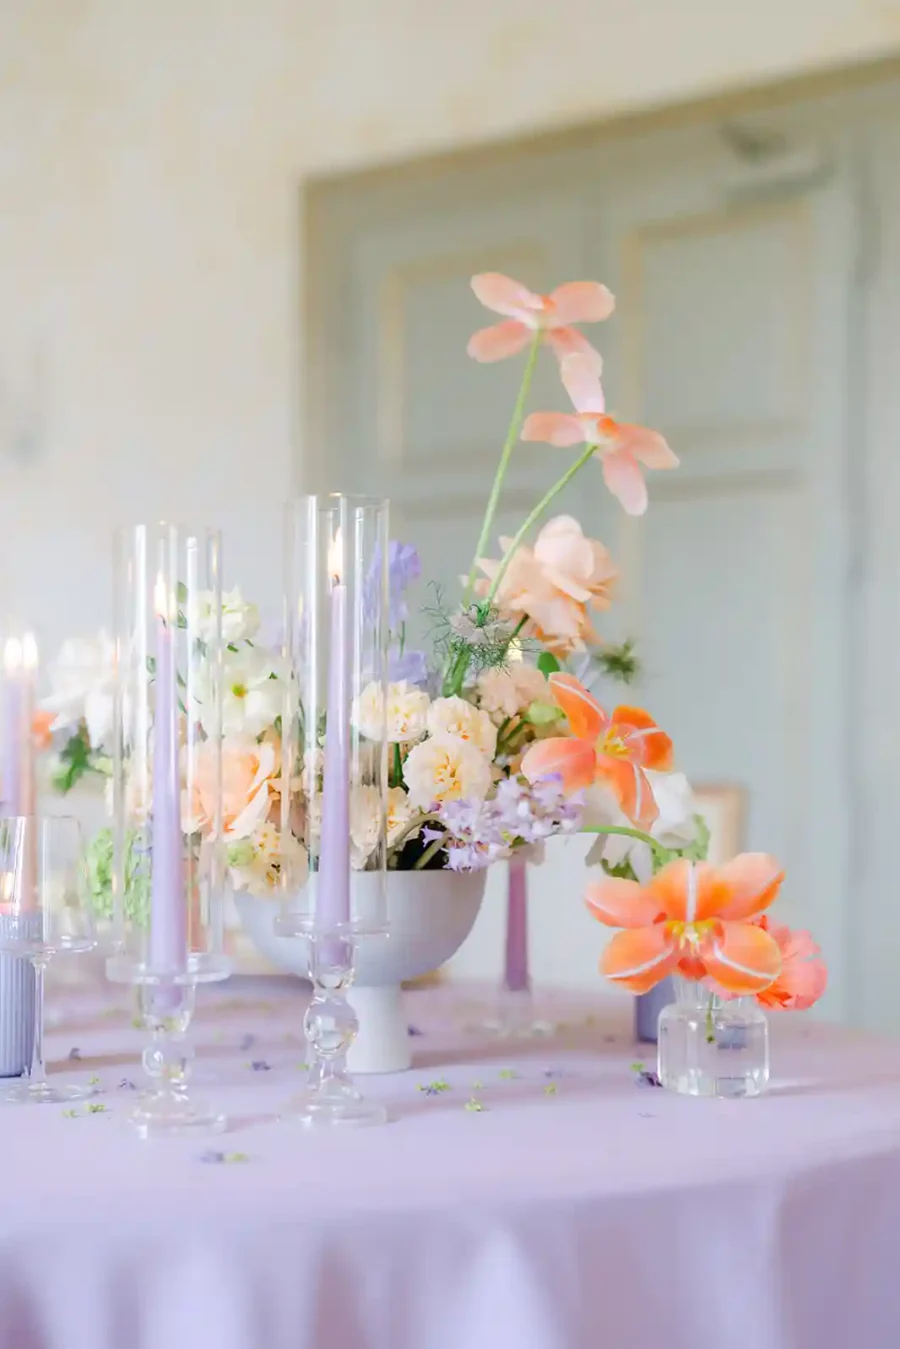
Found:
306,99 -> 858,1017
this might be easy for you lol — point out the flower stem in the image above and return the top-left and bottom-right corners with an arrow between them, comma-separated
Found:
463,331 -> 542,604
386,813 -> 442,866
580,824 -> 670,866
391,743 -> 403,789
413,831 -> 451,871
485,445 -> 597,605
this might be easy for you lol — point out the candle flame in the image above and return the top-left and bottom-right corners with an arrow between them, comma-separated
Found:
328,529 -> 344,584
154,574 -> 171,621
3,638 -> 22,673
21,633 -> 37,671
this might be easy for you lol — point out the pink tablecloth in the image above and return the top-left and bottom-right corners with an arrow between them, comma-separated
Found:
1,981 -> 900,1349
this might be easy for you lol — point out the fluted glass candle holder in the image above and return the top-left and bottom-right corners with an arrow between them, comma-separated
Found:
276,495 -> 389,1129
107,523 -> 231,1139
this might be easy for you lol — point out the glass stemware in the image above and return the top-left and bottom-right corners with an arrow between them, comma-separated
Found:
0,815 -> 97,1104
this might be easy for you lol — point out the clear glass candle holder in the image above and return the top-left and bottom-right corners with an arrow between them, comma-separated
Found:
0,815 -> 98,1104
107,523 -> 231,1139
276,494 -> 389,1128
658,977 -> 769,1098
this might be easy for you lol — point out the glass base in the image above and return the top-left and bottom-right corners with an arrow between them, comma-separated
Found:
658,988 -> 769,1099
281,1087 -> 388,1130
128,1091 -> 228,1140
3,1080 -> 99,1105
481,988 -> 554,1039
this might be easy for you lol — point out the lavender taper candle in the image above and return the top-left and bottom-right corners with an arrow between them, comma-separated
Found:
317,532 -> 351,933
148,580 -> 186,976
504,857 -> 530,994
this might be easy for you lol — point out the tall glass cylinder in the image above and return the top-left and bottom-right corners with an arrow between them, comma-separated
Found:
277,495 -> 389,1128
108,523 -> 230,1138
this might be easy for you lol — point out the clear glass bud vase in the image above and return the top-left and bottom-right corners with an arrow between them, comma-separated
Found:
658,977 -> 769,1098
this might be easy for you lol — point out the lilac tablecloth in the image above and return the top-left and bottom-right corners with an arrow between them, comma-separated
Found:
1,981 -> 900,1349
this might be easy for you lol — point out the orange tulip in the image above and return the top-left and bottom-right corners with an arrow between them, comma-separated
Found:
466,273 -> 613,365
520,672 -> 672,827
754,917 -> 827,1010
585,853 -> 785,996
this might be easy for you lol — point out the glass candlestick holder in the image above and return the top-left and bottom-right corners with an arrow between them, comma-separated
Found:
106,522 -> 231,1138
276,494 -> 389,1129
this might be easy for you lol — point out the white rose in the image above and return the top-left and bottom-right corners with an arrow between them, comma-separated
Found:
197,645 -> 285,739
386,786 -> 418,847
227,822 -> 308,898
403,734 -> 493,809
426,696 -> 497,758
42,633 -> 116,750
350,783 -> 383,870
597,770 -> 699,884
195,587 -> 261,645
352,681 -> 430,744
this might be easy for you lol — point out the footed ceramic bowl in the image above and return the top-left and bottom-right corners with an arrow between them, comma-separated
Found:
235,867 -> 486,1072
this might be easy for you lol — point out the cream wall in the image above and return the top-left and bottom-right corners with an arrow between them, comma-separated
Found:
0,0 -> 898,647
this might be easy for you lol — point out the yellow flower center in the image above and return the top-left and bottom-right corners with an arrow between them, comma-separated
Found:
666,917 -> 717,948
597,731 -> 628,758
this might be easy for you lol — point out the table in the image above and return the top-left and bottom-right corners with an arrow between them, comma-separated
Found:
1,981 -> 900,1349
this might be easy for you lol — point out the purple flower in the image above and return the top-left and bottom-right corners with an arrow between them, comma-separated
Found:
365,540 -> 422,631
426,775 -> 584,872
388,645 -> 429,686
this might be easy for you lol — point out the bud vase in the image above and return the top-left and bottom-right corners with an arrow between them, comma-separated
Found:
657,977 -> 769,1098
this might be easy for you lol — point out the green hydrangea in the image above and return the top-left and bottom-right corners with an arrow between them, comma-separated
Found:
85,827 -> 150,927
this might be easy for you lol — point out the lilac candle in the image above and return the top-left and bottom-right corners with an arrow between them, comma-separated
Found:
317,534 -> 351,933
504,857 -> 530,994
1,635 -> 36,817
148,579 -> 186,975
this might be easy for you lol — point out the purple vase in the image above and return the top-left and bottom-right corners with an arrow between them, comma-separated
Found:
634,978 -> 675,1044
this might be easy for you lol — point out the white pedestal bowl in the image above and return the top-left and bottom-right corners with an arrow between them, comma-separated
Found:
234,868 -> 486,1073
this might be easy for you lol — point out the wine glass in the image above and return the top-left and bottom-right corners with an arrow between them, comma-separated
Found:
0,815 -> 97,1103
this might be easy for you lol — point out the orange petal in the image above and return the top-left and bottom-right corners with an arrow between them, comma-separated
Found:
584,877 -> 664,928
520,411 -> 586,447
547,327 -> 603,369
613,706 -> 673,771
618,423 -> 679,470
560,353 -> 606,415
550,281 -> 615,326
521,737 -> 596,794
648,858 -> 729,923
470,272 -> 537,318
601,448 -> 647,516
548,673 -> 606,741
699,921 -> 782,995
467,320 -> 532,362
596,757 -> 658,829
717,853 -> 785,921
31,709 -> 55,750
600,925 -> 679,993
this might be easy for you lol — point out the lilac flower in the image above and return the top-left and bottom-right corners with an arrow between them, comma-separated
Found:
388,645 -> 429,686
425,774 -> 584,872
365,541 -> 422,630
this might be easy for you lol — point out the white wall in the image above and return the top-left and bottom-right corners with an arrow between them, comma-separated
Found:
1,0 -> 898,650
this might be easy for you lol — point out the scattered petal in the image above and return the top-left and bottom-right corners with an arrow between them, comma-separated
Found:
498,1069 -> 519,1080
87,1075 -> 101,1086
543,1068 -> 565,1079
250,1060 -> 271,1072
225,1152 -> 249,1164
296,1062 -> 309,1071
544,1083 -> 559,1096
464,1098 -> 486,1112
239,1033 -> 257,1052
86,1103 -> 107,1114
418,1077 -> 451,1096
67,1048 -> 82,1062
471,1079 -> 484,1090
118,1079 -> 138,1091
407,1025 -> 424,1037
62,1108 -> 79,1119
200,1150 -> 227,1164
636,1071 -> 662,1089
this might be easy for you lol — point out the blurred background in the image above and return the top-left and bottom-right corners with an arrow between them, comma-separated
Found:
2,1 -> 899,1027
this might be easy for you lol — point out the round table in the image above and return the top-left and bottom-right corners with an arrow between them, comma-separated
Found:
1,980 -> 899,1349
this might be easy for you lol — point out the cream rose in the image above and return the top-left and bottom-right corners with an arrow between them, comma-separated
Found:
475,670 -> 520,722
350,783 -> 419,868
227,823 -> 308,898
352,681 -> 431,744
509,662 -> 549,708
403,735 -> 493,809
426,696 -> 497,758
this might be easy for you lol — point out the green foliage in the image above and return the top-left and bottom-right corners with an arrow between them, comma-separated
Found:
524,699 -> 560,727
85,827 -> 150,926
51,726 -> 109,795
596,640 -> 641,685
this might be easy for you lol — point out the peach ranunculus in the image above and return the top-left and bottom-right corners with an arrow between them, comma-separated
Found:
185,735 -> 278,841
521,673 -> 672,828
585,854 -> 785,996
753,917 -> 827,1010
476,515 -> 618,657
467,273 -> 614,366
522,354 -> 678,516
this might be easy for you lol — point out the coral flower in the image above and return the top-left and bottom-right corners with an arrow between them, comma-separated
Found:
585,853 -> 785,995
521,673 -> 672,827
475,515 -> 618,656
467,273 -> 614,365
522,354 -> 678,515
754,918 -> 827,1010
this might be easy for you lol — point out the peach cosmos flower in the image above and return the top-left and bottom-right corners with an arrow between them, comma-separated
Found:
521,672 -> 671,827
522,354 -> 678,516
585,853 -> 785,996
753,917 -> 827,1010
475,515 -> 618,657
467,273 -> 614,365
